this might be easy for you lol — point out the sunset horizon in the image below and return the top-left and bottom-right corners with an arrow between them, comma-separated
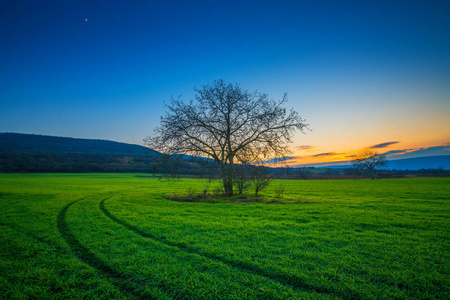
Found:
2,130 -> 448,169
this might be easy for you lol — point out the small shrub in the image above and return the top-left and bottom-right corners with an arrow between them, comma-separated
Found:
275,184 -> 285,199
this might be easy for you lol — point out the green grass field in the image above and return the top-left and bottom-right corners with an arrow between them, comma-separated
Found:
0,174 -> 449,299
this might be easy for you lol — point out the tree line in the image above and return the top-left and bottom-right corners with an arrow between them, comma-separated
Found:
1,152 -> 447,179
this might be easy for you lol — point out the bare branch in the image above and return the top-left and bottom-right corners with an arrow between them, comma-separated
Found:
352,150 -> 387,179
145,79 -> 308,195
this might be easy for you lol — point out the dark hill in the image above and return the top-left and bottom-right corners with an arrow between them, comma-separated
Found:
0,133 -> 159,157
301,155 -> 450,171
387,155 -> 450,170
0,133 -> 163,173
0,133 -> 213,174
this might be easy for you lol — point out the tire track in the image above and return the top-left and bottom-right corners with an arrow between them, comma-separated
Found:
57,200 -> 157,300
0,221 -> 68,253
100,199 -> 356,299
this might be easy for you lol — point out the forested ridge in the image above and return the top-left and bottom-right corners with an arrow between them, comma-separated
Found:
0,133 -> 163,173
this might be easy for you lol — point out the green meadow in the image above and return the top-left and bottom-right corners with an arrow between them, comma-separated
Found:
0,174 -> 448,299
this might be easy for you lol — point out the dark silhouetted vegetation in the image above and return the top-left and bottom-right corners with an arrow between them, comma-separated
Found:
145,80 -> 308,195
1,132 -> 448,178
0,132 -> 159,156
352,150 -> 387,179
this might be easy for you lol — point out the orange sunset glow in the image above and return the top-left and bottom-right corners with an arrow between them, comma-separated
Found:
283,139 -> 449,167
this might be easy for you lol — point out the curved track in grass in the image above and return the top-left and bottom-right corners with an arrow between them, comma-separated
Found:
57,200 -> 155,300
99,198 -> 355,299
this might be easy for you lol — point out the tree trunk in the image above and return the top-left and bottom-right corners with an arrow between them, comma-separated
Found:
227,155 -> 234,196
221,163 -> 234,196
224,179 -> 233,196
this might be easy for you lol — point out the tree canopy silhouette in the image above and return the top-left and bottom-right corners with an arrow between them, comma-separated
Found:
352,150 -> 387,179
146,80 -> 308,195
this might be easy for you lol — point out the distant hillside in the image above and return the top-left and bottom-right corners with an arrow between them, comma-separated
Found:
0,133 -> 159,157
0,133 -> 212,174
294,155 -> 450,170
387,155 -> 450,170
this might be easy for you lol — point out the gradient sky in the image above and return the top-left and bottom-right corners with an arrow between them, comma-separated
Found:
1,0 -> 449,165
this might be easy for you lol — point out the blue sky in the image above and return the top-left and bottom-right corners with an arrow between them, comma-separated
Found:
1,0 -> 449,164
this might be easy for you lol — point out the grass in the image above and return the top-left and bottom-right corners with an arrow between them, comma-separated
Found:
0,174 -> 449,299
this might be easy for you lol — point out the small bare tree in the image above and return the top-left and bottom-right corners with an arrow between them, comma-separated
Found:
233,164 -> 251,195
145,79 -> 308,195
250,164 -> 271,197
352,150 -> 387,179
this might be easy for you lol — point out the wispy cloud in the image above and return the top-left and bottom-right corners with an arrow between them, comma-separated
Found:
383,149 -> 419,156
382,145 -> 449,160
283,143 -> 450,167
369,141 -> 400,149
312,152 -> 344,158
262,156 -> 298,164
295,145 -> 315,151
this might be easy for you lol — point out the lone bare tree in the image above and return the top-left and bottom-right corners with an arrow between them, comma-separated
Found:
352,150 -> 387,179
145,79 -> 308,195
